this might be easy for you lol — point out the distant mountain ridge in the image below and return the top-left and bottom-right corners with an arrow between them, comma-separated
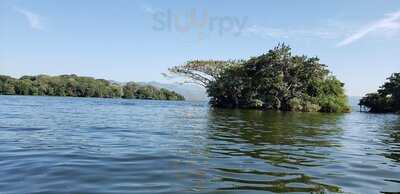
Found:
348,96 -> 361,110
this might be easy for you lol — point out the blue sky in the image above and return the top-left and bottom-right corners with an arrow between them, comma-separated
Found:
0,0 -> 399,96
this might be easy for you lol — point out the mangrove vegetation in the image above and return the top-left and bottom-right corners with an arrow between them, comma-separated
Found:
168,44 -> 350,112
0,74 -> 185,101
359,73 -> 400,113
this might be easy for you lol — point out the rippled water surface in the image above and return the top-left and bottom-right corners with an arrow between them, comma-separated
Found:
0,96 -> 399,194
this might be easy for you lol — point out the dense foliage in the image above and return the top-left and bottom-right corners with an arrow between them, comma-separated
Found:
359,73 -> 400,113
168,44 -> 350,112
0,74 -> 184,101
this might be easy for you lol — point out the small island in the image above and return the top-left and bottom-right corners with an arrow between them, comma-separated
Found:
168,44 -> 350,113
0,74 -> 185,101
359,73 -> 400,113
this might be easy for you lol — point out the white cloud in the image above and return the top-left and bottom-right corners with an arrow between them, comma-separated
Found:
14,7 -> 44,31
140,4 -> 158,15
244,21 -> 348,40
245,25 -> 289,39
337,10 -> 400,47
244,25 -> 343,40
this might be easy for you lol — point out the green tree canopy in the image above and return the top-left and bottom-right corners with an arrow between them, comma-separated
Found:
359,73 -> 400,113
168,44 -> 350,113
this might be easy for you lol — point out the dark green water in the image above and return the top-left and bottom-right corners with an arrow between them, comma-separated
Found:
0,96 -> 399,194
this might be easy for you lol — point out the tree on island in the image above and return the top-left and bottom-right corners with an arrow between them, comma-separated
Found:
359,73 -> 400,113
168,44 -> 350,113
0,74 -> 185,101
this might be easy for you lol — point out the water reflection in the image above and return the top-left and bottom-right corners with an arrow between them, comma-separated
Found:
381,118 -> 400,163
205,109 -> 346,193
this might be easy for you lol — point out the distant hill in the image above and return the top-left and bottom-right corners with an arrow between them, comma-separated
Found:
348,96 -> 361,110
139,82 -> 208,101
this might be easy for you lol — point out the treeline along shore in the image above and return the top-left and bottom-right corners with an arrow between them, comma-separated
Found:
0,44 -> 398,114
0,74 -> 185,101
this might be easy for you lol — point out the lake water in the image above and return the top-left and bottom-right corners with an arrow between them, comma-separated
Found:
0,96 -> 399,194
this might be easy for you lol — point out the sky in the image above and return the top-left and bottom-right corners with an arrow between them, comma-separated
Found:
0,0 -> 399,96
